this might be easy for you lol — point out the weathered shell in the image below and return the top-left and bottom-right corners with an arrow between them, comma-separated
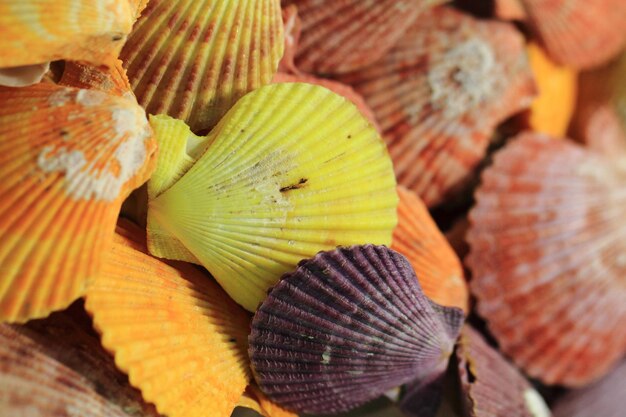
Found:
570,50 -> 626,155
521,0 -> 626,70
457,326 -> 552,417
0,62 -> 50,87
466,132 -> 626,386
0,83 -> 156,323
272,72 -> 380,131
391,186 -> 468,312
121,0 -> 284,132
59,60 -> 134,98
338,6 -> 536,207
527,43 -> 577,137
146,83 -> 398,311
552,361 -> 626,417
0,309 -> 160,417
0,0 -> 134,69
282,0 -> 444,74
85,220 -> 252,417
249,245 -> 465,414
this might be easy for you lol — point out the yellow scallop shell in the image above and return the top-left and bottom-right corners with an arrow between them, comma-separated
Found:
147,82 -> 398,311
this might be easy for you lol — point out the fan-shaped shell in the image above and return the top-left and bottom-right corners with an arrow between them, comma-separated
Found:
527,43 -> 577,137
466,132 -> 626,386
1,310 -> 159,417
121,0 -> 284,132
521,0 -> 626,70
570,50 -> 626,154
338,6 -> 536,207
0,0 -> 134,69
59,60 -> 134,98
85,220 -> 252,417
272,72 -> 380,131
146,83 -> 398,311
552,361 -> 626,417
0,83 -> 157,322
249,245 -> 465,414
391,186 -> 468,312
457,326 -> 552,417
281,0 -> 444,74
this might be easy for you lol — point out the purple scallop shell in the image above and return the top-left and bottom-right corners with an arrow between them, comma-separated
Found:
248,244 -> 465,415
553,361 -> 626,417
456,326 -> 552,417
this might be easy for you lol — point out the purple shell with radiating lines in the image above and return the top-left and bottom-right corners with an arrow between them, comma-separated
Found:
248,244 -> 465,414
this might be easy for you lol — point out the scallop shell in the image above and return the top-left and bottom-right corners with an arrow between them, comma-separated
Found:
146,83 -> 398,311
391,186 -> 468,312
237,385 -> 298,417
570,50 -> 626,154
527,43 -> 577,137
272,72 -> 380,131
457,326 -> 552,417
121,0 -> 284,132
282,0 -> 444,74
1,310 -> 159,417
338,6 -> 536,207
0,0 -> 134,69
277,4 -> 302,75
520,0 -> 626,70
466,132 -> 626,386
249,245 -> 465,414
552,360 -> 626,417
59,60 -> 134,98
85,220 -> 252,417
0,83 -> 156,323
493,0 -> 528,20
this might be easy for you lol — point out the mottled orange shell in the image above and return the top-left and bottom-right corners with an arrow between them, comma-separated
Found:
1,310 -> 159,417
521,0 -> 626,70
60,60 -> 134,98
0,0 -> 134,69
391,186 -> 468,312
527,43 -> 577,137
338,6 -> 536,207
122,0 -> 284,132
272,72 -> 380,131
0,83 -> 157,323
85,220 -> 252,417
467,132 -> 626,386
282,0 -> 444,74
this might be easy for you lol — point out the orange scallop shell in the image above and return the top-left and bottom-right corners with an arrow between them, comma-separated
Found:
1,309 -> 159,417
85,220 -> 252,417
59,60 -> 134,98
121,0 -> 284,132
521,0 -> 626,70
282,0 -> 444,74
0,0 -> 134,69
0,83 -> 157,322
272,72 -> 380,131
338,6 -> 536,207
237,385 -> 298,417
466,132 -> 626,386
391,186 -> 468,312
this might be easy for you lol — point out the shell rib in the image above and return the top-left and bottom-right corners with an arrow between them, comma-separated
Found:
0,83 -> 156,323
59,60 -> 134,98
391,186 -> 468,312
281,0 -> 444,74
521,0 -> 626,70
456,326 -> 552,417
0,0 -> 134,68
0,310 -> 159,417
121,0 -> 284,132
552,361 -> 626,417
85,220 -> 252,417
249,245 -> 465,414
338,6 -> 536,207
466,132 -> 626,386
146,83 -> 398,311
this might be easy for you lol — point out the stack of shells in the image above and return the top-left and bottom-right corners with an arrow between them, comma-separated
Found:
1,1 -> 625,417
